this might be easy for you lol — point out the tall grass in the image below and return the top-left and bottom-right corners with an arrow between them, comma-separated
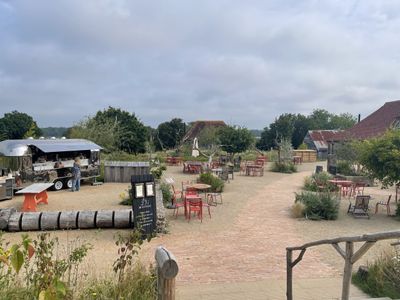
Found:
352,249 -> 400,299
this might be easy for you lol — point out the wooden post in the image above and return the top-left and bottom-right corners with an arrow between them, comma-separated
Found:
342,242 -> 354,300
286,249 -> 293,300
155,246 -> 179,300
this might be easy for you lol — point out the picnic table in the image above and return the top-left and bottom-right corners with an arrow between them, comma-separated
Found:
16,183 -> 54,212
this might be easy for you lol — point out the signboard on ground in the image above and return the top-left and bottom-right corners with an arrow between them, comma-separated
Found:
131,174 -> 157,236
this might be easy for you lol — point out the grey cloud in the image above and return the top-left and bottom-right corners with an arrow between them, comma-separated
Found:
1,0 -> 400,128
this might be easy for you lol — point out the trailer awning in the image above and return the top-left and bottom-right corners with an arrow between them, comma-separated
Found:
0,139 -> 102,156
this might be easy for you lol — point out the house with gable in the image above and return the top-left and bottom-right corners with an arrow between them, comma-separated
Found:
326,100 -> 400,173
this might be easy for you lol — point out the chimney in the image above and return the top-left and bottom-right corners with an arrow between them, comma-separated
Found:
358,114 -> 361,123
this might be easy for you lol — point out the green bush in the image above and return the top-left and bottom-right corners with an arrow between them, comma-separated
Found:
198,172 -> 224,192
337,160 -> 358,176
396,203 -> 400,219
352,250 -> 400,299
270,162 -> 297,173
303,172 -> 337,192
160,182 -> 172,205
295,192 -> 339,220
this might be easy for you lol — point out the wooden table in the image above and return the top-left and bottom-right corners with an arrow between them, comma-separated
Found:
16,183 -> 54,212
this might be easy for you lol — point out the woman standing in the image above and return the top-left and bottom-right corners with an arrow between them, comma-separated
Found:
71,157 -> 81,192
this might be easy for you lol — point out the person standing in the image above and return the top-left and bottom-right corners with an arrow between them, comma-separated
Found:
71,157 -> 81,192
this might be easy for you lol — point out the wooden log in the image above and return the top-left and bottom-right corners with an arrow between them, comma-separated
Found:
0,208 -> 16,230
21,212 -> 41,231
155,246 -> 179,279
114,209 -> 132,228
59,211 -> 78,229
40,211 -> 61,231
96,210 -> 114,228
155,246 -> 178,300
77,211 -> 96,229
342,242 -> 354,300
286,249 -> 293,300
8,211 -> 22,232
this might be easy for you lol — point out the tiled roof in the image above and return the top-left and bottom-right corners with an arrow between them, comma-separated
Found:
346,100 -> 400,140
309,130 -> 341,142
306,130 -> 342,150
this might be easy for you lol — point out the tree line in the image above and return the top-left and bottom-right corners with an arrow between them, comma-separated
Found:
0,107 -> 356,155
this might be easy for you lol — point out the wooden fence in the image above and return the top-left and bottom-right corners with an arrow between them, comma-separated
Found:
286,230 -> 400,300
104,161 -> 150,183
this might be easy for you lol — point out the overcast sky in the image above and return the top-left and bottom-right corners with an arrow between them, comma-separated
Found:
1,1 -> 400,129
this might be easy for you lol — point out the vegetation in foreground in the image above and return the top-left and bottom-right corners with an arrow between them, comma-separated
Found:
0,231 -> 155,300
352,248 -> 400,299
294,191 -> 339,220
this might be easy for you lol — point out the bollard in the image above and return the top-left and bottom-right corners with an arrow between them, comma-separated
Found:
155,246 -> 179,300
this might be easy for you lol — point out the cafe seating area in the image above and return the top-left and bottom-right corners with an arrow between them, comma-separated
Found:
166,155 -> 269,222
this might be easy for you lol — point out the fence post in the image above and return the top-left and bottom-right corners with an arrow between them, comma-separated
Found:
155,246 -> 179,300
341,241 -> 354,300
286,249 -> 293,300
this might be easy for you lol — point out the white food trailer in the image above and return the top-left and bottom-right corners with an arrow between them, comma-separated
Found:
0,139 -> 102,195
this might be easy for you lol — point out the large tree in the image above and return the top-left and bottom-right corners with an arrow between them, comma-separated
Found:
0,111 -> 41,140
257,110 -> 357,150
68,116 -> 120,152
359,129 -> 400,187
155,118 -> 186,150
93,107 -> 148,154
218,125 -> 254,155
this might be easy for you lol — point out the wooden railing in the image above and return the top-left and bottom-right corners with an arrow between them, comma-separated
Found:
155,246 -> 179,300
286,230 -> 400,300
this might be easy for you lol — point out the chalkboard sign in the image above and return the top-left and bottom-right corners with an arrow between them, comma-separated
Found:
131,174 -> 157,236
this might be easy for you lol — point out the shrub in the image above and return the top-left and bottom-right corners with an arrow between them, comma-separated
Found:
295,192 -> 339,220
303,172 -> 337,192
352,250 -> 400,299
271,162 -> 297,173
396,203 -> 400,219
119,187 -> 133,206
198,172 -> 224,192
291,202 -> 305,218
0,233 -> 92,299
337,161 -> 358,176
160,182 -> 172,205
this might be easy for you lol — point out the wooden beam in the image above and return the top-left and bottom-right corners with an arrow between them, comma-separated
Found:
291,249 -> 306,267
342,242 -> 354,300
351,241 -> 376,264
332,243 -> 346,260
286,249 -> 293,300
287,230 -> 400,251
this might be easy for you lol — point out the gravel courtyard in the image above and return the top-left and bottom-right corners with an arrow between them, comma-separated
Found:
1,162 -> 399,299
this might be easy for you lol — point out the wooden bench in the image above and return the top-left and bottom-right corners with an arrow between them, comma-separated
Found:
16,183 -> 54,212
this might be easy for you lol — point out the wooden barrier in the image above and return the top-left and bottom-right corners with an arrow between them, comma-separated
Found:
155,246 -> 179,300
286,230 -> 400,300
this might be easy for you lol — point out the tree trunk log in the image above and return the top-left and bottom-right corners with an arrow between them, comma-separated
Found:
96,210 -> 114,228
0,208 -> 16,230
59,211 -> 78,229
21,212 -> 41,231
8,212 -> 22,232
77,211 -> 96,229
41,211 -> 61,231
114,209 -> 132,228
